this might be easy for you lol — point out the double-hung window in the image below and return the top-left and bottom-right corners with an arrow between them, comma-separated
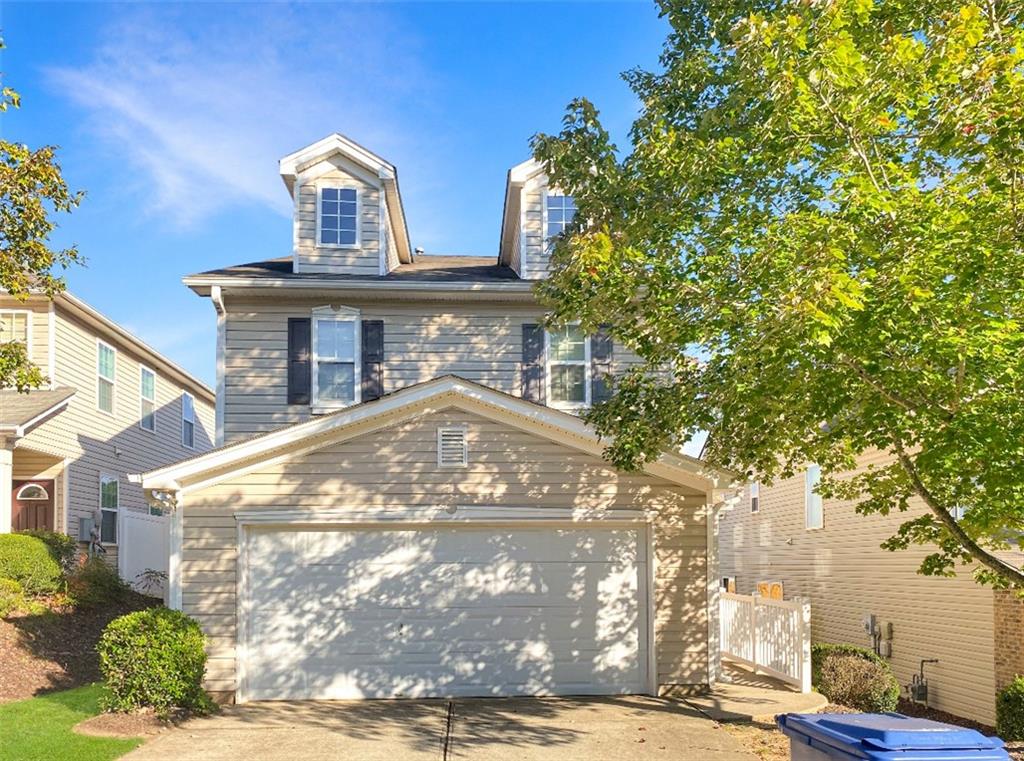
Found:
99,474 -> 118,544
97,341 -> 116,414
546,325 -> 590,408
140,367 -> 156,432
0,310 -> 29,347
319,186 -> 358,247
750,481 -> 760,514
546,194 -> 576,241
805,464 -> 823,529
181,392 -> 195,449
312,309 -> 360,408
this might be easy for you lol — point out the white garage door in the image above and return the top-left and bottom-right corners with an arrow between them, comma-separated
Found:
242,525 -> 649,701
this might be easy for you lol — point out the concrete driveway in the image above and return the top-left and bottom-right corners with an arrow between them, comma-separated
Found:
122,696 -> 757,760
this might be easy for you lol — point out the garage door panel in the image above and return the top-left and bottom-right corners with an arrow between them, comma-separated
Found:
255,561 -> 637,610
244,525 -> 648,700
254,527 -> 642,565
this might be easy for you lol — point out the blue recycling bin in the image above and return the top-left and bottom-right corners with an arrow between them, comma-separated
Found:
776,713 -> 1010,761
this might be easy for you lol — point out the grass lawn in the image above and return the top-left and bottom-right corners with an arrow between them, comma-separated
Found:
0,684 -> 143,761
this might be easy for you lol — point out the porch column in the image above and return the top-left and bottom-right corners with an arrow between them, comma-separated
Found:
0,444 -> 13,533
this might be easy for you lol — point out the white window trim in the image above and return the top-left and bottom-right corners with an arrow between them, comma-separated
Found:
15,483 -> 49,500
0,309 -> 32,356
437,425 -> 468,468
315,181 -> 361,249
139,365 -> 157,434
311,305 -> 362,414
750,481 -> 760,514
181,391 -> 196,450
99,473 -> 119,545
805,465 -> 823,530
543,191 -> 575,249
96,338 -> 116,416
544,326 -> 591,411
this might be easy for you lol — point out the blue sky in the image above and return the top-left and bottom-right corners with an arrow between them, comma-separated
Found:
1,2 -> 668,385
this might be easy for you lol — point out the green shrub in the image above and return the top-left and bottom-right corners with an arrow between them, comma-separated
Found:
0,577 -> 25,617
997,676 -> 1024,741
811,643 -> 900,711
18,530 -> 78,574
0,534 -> 62,594
68,556 -> 129,608
97,607 -> 214,715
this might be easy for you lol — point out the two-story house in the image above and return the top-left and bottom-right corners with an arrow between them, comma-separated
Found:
0,291 -> 215,576
140,134 -> 731,704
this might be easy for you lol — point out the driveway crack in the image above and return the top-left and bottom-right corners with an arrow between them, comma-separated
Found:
441,701 -> 456,760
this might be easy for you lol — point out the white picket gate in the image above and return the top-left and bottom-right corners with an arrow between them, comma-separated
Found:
720,591 -> 812,692
118,510 -> 169,602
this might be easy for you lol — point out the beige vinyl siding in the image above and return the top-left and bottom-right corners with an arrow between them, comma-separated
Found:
222,298 -> 646,441
0,298 -> 52,374
719,449 -> 998,724
520,175 -> 549,280
181,409 -> 711,698
13,302 -> 214,544
294,154 -> 382,277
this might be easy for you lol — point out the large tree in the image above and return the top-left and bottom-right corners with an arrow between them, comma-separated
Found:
533,0 -> 1024,587
0,40 -> 82,390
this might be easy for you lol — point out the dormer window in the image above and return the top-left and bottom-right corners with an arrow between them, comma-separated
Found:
319,186 -> 359,247
546,194 -> 576,240
312,306 -> 361,409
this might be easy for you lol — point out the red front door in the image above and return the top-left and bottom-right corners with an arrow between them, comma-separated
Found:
12,480 -> 55,532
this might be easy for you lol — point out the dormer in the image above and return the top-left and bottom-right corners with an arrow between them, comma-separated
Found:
279,134 -> 413,277
498,158 -> 575,280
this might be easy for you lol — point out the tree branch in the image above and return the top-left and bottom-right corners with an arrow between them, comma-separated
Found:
838,355 -> 953,421
896,446 -> 1024,587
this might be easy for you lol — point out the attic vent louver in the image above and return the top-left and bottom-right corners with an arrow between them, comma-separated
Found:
437,426 -> 468,468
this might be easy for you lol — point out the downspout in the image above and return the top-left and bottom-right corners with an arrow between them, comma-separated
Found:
211,286 -> 226,447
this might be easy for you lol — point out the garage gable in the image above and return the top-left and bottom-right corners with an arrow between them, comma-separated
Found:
187,408 -> 707,512
142,376 -> 726,498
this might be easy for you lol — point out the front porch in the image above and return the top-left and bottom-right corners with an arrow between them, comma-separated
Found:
0,445 -> 66,534
0,387 -> 75,535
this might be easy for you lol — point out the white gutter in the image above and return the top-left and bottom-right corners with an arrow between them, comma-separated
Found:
182,276 -> 536,294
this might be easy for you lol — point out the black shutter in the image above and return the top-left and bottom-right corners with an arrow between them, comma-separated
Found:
287,318 -> 311,405
521,324 -> 545,404
361,320 -> 385,402
591,324 -> 614,403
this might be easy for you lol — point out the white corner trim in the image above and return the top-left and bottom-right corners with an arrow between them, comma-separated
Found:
706,500 -> 718,686
168,494 -> 183,610
47,302 -> 56,388
212,286 -> 226,447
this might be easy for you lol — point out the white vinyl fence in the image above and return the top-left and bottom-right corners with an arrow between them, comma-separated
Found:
720,591 -> 812,692
118,510 -> 169,602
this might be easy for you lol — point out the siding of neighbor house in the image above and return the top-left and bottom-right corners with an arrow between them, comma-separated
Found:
5,297 -> 214,559
181,409 -> 711,698
718,449 -> 998,725
294,154 -> 384,277
221,297 -> 643,442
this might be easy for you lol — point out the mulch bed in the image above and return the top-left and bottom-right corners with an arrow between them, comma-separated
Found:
0,591 -> 158,703
74,708 -> 181,738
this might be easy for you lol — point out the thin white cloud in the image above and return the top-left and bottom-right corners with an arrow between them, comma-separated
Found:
47,4 -> 436,228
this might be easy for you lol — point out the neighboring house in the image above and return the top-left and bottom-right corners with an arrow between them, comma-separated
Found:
140,134 -> 732,704
0,292 -> 215,577
718,449 -> 1024,725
